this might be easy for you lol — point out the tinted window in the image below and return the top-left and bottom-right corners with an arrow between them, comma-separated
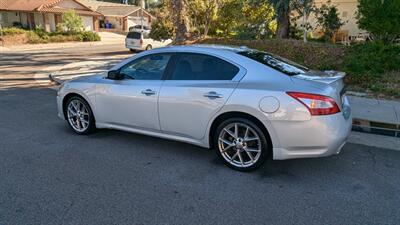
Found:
127,32 -> 141,39
170,53 -> 239,80
238,50 -> 308,76
120,54 -> 171,80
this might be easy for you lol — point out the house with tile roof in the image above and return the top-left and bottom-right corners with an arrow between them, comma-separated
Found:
0,0 -> 101,32
0,0 -> 155,33
80,0 -> 154,32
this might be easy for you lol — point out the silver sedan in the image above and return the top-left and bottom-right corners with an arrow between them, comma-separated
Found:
57,45 -> 352,171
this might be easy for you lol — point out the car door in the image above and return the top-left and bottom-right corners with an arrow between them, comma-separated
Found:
96,53 -> 172,131
158,52 -> 245,140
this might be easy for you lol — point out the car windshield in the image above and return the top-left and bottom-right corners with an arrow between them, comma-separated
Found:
127,32 -> 141,39
238,50 -> 308,76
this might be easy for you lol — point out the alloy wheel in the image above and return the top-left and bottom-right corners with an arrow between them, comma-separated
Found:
67,99 -> 90,132
218,122 -> 262,168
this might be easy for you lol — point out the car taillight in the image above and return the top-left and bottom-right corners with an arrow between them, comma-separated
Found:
140,39 -> 143,45
287,92 -> 340,116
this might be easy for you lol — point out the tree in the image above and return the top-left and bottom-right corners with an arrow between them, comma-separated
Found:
62,10 -> 84,34
169,0 -> 190,43
214,0 -> 243,36
356,0 -> 400,43
269,0 -> 291,39
149,19 -> 174,41
186,0 -> 219,38
241,0 -> 276,39
314,1 -> 345,42
292,0 -> 314,42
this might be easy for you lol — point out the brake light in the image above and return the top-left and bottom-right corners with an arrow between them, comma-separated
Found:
140,39 -> 143,45
287,92 -> 340,115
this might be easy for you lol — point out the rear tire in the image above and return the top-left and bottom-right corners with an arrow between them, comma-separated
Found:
213,118 -> 269,172
129,48 -> 136,53
65,96 -> 96,135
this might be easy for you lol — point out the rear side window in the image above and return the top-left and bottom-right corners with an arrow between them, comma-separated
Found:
238,50 -> 308,76
127,32 -> 141,39
170,53 -> 239,80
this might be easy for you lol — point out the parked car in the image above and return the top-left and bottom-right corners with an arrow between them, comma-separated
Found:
57,45 -> 352,171
129,25 -> 150,31
125,30 -> 172,52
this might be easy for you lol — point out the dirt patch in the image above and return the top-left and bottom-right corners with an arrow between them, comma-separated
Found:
0,33 -> 29,46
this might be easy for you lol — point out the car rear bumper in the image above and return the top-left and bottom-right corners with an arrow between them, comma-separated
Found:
126,44 -> 144,51
271,110 -> 352,160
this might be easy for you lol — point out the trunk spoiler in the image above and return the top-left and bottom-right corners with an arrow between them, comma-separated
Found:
293,71 -> 346,85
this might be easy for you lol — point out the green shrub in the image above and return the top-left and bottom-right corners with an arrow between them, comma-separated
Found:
356,0 -> 400,43
48,35 -> 76,42
79,31 -> 101,42
61,10 -> 84,34
149,19 -> 174,41
343,42 -> 400,84
1,27 -> 26,35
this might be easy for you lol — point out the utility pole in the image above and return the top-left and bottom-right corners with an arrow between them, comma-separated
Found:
140,0 -> 145,32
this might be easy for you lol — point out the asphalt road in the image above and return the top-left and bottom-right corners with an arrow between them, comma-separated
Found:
0,84 -> 399,225
1,44 -> 399,225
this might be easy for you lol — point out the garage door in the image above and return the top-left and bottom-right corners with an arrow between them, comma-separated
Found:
81,16 -> 93,31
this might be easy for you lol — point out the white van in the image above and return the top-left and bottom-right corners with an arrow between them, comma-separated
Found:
125,30 -> 172,52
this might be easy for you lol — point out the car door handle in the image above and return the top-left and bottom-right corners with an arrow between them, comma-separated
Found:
141,89 -> 156,96
203,91 -> 223,99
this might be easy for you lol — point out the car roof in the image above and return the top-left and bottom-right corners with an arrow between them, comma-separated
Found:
154,44 -> 251,54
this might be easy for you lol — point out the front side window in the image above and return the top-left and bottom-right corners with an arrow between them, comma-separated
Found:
170,53 -> 239,80
120,54 -> 171,80
238,50 -> 309,76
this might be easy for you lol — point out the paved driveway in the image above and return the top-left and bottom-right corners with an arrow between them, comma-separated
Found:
0,86 -> 399,225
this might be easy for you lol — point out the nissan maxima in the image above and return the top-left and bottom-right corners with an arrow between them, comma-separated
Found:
57,45 -> 352,171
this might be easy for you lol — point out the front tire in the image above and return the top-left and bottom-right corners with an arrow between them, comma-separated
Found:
145,45 -> 152,50
65,96 -> 96,135
214,118 -> 270,171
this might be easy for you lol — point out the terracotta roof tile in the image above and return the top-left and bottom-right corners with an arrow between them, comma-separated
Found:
96,5 -> 140,17
39,7 -> 101,16
1,0 -> 58,11
77,0 -> 130,11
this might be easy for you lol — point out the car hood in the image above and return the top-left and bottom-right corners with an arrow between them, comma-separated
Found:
69,72 -> 107,83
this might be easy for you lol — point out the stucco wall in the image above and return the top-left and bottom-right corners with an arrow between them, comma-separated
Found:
34,13 -> 44,28
105,16 -> 123,30
48,13 -> 56,31
20,12 -> 28,27
301,0 -> 365,37
3,11 -> 20,26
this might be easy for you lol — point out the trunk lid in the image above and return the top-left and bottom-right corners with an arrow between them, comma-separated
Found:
292,70 -> 347,110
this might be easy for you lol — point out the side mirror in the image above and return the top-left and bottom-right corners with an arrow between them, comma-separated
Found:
107,70 -> 123,80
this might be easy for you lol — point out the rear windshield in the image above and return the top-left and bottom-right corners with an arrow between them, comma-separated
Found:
127,32 -> 141,39
238,50 -> 308,76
